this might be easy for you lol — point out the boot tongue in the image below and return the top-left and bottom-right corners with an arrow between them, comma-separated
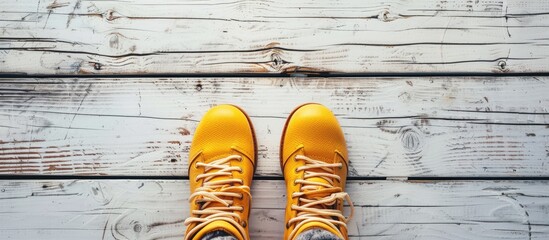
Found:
292,221 -> 344,240
192,220 -> 244,240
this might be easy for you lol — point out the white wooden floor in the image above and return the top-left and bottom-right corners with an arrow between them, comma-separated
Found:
1,0 -> 548,240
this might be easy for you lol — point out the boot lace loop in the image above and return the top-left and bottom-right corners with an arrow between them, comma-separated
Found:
184,155 -> 250,240
287,155 -> 354,240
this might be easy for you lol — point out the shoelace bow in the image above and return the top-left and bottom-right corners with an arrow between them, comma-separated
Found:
184,155 -> 250,240
287,155 -> 354,240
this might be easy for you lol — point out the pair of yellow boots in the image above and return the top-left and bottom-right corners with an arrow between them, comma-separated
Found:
184,103 -> 353,240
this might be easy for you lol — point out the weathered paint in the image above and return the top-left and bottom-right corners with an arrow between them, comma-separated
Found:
1,0 -> 549,74
0,77 -> 547,177
1,180 -> 548,239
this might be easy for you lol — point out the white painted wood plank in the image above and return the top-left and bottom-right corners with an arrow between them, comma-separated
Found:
0,180 -> 548,239
0,77 -> 547,177
1,0 -> 549,74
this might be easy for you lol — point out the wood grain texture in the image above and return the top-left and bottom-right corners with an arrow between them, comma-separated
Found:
2,0 -> 549,74
0,179 -> 548,239
0,77 -> 547,177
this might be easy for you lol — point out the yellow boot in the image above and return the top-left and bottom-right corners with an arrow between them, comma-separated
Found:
184,105 -> 256,240
280,103 -> 354,240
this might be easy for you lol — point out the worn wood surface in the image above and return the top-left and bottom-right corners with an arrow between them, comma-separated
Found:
2,0 -> 549,74
1,180 -> 548,240
1,0 -> 549,239
1,77 -> 547,177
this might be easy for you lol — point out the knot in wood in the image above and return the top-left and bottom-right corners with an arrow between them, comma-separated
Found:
378,10 -> 390,22
399,127 -> 423,152
133,223 -> 142,232
109,34 -> 119,49
104,9 -> 118,21
93,62 -> 102,70
498,60 -> 507,70
271,53 -> 285,71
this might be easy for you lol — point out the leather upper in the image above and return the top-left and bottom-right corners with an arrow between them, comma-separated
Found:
280,103 -> 349,240
187,105 -> 256,240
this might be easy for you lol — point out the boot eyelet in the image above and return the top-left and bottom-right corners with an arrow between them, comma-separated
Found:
285,222 -> 290,229
241,221 -> 247,227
